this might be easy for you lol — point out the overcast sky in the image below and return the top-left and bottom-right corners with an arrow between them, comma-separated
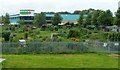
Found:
0,0 -> 120,16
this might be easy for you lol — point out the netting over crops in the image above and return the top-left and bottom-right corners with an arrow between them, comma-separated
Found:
2,42 -> 120,54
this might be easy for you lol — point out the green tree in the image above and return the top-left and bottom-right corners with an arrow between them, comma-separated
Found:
105,10 -> 113,26
52,13 -> 63,25
73,10 -> 82,14
4,13 -> 10,25
97,10 -> 113,26
91,10 -> 102,27
97,11 -> 106,26
58,11 -> 71,14
2,32 -> 11,41
34,12 -> 46,27
67,29 -> 80,38
78,12 -> 84,27
24,32 -> 28,39
114,8 -> 120,26
1,15 -> 4,23
84,12 -> 93,26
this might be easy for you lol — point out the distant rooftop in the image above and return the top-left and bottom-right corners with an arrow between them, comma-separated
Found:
10,14 -> 20,18
20,9 -> 35,11
10,13 -> 87,21
45,14 -> 81,21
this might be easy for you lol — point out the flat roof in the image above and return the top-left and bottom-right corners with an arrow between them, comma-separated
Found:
20,9 -> 35,11
10,14 -> 20,18
10,14 -> 87,21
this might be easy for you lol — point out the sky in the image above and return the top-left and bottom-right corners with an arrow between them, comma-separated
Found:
0,0 -> 120,16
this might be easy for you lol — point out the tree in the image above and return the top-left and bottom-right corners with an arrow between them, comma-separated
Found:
17,20 -> 25,25
105,10 -> 113,26
87,8 -> 95,13
97,10 -> 113,26
58,11 -> 71,14
52,13 -> 63,25
78,12 -> 84,27
24,32 -> 28,39
67,29 -> 80,38
73,8 -> 95,14
97,11 -> 106,26
34,12 -> 46,27
2,32 -> 11,41
4,13 -> 10,25
73,10 -> 82,14
114,8 -> 120,26
1,15 -> 4,23
84,12 -> 93,26
45,12 -> 55,14
91,10 -> 102,27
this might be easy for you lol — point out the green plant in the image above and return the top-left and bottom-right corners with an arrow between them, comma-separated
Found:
2,32 -> 11,41
24,33 -> 28,39
67,29 -> 80,38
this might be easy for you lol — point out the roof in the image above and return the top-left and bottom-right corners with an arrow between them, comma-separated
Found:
10,14 -> 20,18
10,14 -> 87,21
106,25 -> 120,29
61,14 -> 80,21
20,9 -> 35,11
46,14 -> 87,21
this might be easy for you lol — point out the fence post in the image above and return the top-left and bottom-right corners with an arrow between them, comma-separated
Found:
108,42 -> 110,53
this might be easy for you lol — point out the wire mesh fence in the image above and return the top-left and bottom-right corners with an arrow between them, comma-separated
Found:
2,42 -> 120,54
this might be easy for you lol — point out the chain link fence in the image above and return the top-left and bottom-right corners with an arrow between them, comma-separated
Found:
2,42 -> 120,54
0,25 -> 2,69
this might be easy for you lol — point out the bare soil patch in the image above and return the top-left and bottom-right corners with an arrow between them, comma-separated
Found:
108,54 -> 120,58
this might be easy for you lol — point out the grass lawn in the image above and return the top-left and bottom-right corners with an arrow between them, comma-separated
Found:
2,53 -> 119,68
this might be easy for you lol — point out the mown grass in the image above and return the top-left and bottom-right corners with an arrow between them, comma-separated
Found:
2,53 -> 119,68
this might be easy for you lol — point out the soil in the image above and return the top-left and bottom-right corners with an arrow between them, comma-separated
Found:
108,54 -> 120,58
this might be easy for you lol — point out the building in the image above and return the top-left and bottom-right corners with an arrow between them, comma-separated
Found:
10,9 -> 34,25
10,9 -> 87,25
99,25 -> 120,32
107,25 -> 120,32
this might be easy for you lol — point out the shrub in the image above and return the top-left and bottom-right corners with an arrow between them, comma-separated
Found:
103,32 -> 120,41
2,32 -> 11,41
67,29 -> 80,38
70,38 -> 76,41
24,33 -> 28,39
75,39 -> 81,42
70,38 -> 81,42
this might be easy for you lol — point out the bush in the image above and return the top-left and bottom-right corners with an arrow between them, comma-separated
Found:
41,28 -> 46,31
2,32 -> 11,41
9,36 -> 13,42
10,26 -> 15,31
79,28 -> 89,36
24,33 -> 28,39
45,26 -> 58,31
103,32 -> 120,41
67,29 -> 80,38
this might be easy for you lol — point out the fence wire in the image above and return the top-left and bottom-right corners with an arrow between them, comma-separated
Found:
2,42 -> 120,54
0,25 -> 2,69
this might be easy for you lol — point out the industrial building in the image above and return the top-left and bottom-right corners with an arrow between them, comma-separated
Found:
10,9 -> 87,25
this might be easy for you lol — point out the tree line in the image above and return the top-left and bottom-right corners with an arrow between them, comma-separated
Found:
1,8 -> 120,27
34,8 -> 120,28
